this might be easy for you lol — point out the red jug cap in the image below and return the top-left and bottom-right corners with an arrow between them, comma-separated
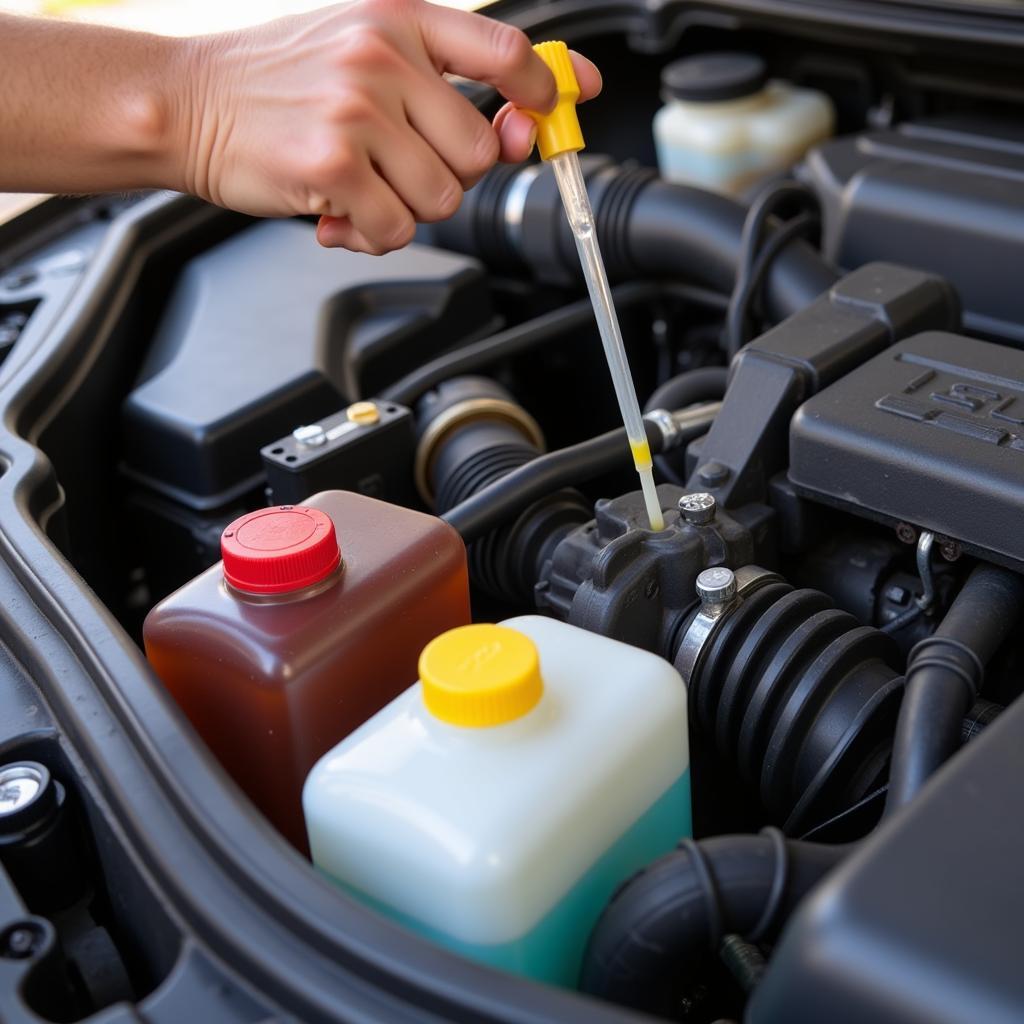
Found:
221,506 -> 340,595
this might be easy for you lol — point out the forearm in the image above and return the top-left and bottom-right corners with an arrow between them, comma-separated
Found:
0,14 -> 194,194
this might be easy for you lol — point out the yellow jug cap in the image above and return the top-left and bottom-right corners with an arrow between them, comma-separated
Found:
419,624 -> 543,727
525,41 -> 585,161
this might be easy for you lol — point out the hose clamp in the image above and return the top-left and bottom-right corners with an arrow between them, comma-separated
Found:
415,398 -> 545,506
675,565 -> 783,686
503,164 -> 544,257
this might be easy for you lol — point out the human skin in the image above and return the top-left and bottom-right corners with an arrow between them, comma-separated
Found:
0,0 -> 601,254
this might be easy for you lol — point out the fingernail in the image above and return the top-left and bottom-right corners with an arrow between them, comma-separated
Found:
527,125 -> 538,156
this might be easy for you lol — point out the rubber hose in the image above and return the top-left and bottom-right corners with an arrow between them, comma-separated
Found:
643,367 -> 728,485
643,366 -> 729,416
613,176 -> 837,321
885,563 -> 1024,815
380,282 -> 661,407
433,159 -> 839,325
580,832 -> 847,1011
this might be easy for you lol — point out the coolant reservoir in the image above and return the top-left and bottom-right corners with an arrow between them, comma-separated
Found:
303,616 -> 691,987
652,52 -> 834,196
143,490 -> 470,849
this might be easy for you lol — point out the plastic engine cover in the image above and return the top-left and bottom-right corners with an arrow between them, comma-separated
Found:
749,687 -> 1024,1024
805,120 -> 1024,343
790,331 -> 1024,568
121,219 -> 490,510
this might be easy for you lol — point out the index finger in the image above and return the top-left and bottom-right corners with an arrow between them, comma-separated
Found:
416,4 -> 557,112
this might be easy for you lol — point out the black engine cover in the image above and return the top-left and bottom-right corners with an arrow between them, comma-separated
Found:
790,331 -> 1024,568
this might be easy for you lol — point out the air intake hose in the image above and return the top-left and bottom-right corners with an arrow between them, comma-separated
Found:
433,157 -> 838,323
415,377 -> 591,604
676,567 -> 904,835
580,829 -> 847,1012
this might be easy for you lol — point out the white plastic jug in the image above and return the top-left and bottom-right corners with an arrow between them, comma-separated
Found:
303,615 -> 691,987
653,52 -> 834,196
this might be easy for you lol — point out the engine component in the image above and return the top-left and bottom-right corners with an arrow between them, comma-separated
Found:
434,155 -> 838,322
751,678 -> 1024,1024
445,402 -> 720,543
790,331 -> 1024,570
261,399 -> 417,507
418,377 -> 591,604
653,53 -> 833,196
805,120 -> 1024,342
539,485 -> 765,658
684,262 -> 960,507
0,761 -> 84,914
121,218 -> 492,511
580,829 -> 847,1014
885,563 -> 1024,816
676,566 -> 903,833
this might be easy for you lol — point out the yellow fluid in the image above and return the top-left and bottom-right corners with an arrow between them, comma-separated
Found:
630,438 -> 654,472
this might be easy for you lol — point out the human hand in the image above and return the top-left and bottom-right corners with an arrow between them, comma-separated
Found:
179,0 -> 601,254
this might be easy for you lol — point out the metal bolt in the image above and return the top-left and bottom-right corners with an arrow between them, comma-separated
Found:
697,461 -> 730,487
0,764 -> 43,817
939,538 -> 962,562
346,400 -> 380,426
895,522 -> 917,545
1,923 -> 44,960
696,567 -> 737,606
678,492 -> 717,525
292,424 -> 326,447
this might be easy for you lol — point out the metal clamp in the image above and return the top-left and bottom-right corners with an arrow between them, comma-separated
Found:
675,565 -> 783,686
414,397 -> 545,506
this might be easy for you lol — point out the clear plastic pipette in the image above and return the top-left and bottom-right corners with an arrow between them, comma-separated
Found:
527,43 -> 664,531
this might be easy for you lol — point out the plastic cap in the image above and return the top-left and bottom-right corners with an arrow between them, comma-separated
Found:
221,506 -> 341,595
525,41 -> 584,160
419,624 -> 543,727
661,53 -> 767,103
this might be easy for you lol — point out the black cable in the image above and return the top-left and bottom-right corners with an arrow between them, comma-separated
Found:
580,834 -> 848,1011
643,366 -> 729,486
884,563 -> 1024,816
434,158 -> 839,325
736,181 -> 818,283
441,404 -> 719,543
880,603 -> 925,635
725,212 -> 821,357
380,281 -> 719,407
643,366 -> 729,416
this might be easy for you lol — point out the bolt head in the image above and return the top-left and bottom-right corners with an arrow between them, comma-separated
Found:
896,522 -> 917,544
347,401 -> 380,426
292,424 -> 326,447
939,538 -> 962,562
678,492 -> 717,525
1,922 -> 46,960
696,566 -> 737,605
0,764 -> 44,817
697,461 -> 730,487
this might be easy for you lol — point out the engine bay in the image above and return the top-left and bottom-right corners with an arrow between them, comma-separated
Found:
2,1 -> 1024,1021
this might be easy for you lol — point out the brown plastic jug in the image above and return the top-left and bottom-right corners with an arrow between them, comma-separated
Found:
143,490 -> 470,849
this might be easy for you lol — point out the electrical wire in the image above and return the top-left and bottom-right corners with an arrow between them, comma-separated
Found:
380,281 -> 723,407
725,180 -> 821,356
725,212 -> 821,357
